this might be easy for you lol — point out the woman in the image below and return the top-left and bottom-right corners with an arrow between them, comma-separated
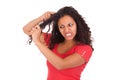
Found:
23,6 -> 93,80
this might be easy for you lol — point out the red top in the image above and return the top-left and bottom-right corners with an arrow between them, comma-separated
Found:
44,34 -> 93,80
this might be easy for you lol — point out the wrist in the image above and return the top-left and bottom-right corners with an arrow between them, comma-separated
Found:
34,40 -> 41,46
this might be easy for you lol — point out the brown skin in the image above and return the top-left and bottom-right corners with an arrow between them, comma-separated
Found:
23,11 -> 54,35
23,12 -> 85,70
57,15 -> 77,54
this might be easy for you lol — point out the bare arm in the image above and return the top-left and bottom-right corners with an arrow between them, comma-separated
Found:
23,11 -> 54,35
29,12 -> 85,70
23,16 -> 43,35
35,42 -> 85,70
30,25 -> 85,70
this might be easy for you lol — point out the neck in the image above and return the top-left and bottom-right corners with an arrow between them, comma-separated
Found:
63,40 -> 76,45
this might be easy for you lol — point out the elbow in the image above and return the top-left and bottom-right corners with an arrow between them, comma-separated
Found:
22,26 -> 30,35
23,27 -> 26,33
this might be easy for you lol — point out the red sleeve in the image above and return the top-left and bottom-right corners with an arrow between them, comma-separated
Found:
75,45 -> 93,62
43,33 -> 51,46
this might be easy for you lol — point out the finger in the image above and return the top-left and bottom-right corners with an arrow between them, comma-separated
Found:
32,27 -> 36,31
34,25 -> 40,31
34,25 -> 38,29
30,30 -> 33,34
36,25 -> 40,29
48,11 -> 55,16
44,11 -> 54,20
30,28 -> 36,34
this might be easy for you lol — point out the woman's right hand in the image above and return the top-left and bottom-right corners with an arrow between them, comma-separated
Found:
41,11 -> 55,21
23,11 -> 54,35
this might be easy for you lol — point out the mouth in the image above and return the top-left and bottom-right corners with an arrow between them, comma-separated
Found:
63,32 -> 75,40
65,33 -> 72,37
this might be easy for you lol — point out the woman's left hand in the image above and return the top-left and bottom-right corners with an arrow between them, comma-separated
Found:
30,25 -> 41,45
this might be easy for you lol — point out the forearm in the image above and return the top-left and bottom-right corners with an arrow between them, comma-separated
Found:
35,42 -> 64,70
23,11 -> 54,35
23,16 -> 43,35
34,41 -> 85,70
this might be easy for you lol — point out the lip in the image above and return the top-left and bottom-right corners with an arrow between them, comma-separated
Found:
64,33 -> 72,37
66,33 -> 71,36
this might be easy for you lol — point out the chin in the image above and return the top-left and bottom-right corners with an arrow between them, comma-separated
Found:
65,38 -> 74,41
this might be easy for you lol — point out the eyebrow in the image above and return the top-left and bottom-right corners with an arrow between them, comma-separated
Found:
58,25 -> 64,28
59,22 -> 73,26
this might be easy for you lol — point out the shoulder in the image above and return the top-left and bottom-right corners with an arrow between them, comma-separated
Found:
75,43 -> 92,51
74,43 -> 93,62
74,43 -> 93,56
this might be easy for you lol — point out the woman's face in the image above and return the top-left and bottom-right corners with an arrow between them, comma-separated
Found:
58,15 -> 77,41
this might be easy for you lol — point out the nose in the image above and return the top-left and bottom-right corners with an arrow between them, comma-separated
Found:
64,26 -> 69,33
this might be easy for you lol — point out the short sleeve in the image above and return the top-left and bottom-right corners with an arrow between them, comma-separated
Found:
44,33 -> 51,46
75,45 -> 93,63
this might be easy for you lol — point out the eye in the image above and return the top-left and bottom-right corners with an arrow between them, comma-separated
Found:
59,25 -> 64,29
68,23 -> 73,27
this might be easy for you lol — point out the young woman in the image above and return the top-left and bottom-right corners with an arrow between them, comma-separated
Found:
23,6 -> 93,80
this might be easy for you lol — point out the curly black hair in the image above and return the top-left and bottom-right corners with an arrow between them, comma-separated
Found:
38,6 -> 93,50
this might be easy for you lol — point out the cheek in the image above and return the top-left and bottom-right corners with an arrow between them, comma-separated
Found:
72,26 -> 77,34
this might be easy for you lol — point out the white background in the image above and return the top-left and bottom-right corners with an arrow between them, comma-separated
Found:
0,0 -> 120,80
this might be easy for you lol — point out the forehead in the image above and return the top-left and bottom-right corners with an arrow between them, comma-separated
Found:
58,15 -> 75,25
